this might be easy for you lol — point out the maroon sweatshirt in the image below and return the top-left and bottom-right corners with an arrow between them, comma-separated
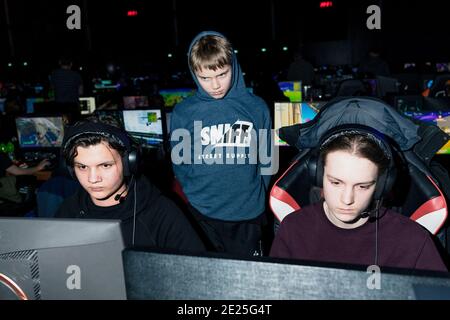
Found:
270,202 -> 448,272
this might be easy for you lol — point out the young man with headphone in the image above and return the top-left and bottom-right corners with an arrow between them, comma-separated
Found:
270,126 -> 447,272
55,118 -> 205,253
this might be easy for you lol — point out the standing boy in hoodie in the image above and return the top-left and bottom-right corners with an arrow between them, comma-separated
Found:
170,31 -> 273,256
55,118 -> 205,253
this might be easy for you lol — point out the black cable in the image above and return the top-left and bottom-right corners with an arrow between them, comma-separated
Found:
132,177 -> 137,247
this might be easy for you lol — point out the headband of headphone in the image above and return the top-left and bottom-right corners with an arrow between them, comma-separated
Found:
62,121 -> 139,177
62,121 -> 132,152
307,125 -> 397,201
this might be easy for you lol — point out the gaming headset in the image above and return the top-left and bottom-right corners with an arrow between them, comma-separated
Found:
306,124 -> 397,202
61,121 -> 140,179
62,120 -> 142,246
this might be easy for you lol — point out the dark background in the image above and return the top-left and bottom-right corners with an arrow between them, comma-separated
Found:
0,0 -> 449,82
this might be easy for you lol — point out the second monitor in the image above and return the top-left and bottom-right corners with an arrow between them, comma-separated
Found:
122,109 -> 164,148
274,102 -> 322,146
15,116 -> 65,149
79,97 -> 96,115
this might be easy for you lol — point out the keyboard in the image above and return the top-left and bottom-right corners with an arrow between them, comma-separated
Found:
23,151 -> 58,169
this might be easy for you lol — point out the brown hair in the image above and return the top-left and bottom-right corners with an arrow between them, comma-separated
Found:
319,133 -> 390,176
189,35 -> 233,73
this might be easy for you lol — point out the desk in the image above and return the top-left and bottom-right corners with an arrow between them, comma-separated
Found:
123,249 -> 450,300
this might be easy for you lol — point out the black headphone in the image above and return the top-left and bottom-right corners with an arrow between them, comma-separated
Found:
62,121 -> 140,179
306,125 -> 397,201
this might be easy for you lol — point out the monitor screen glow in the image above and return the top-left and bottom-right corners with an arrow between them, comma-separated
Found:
15,116 -> 64,148
274,102 -> 320,146
26,98 -> 45,114
79,97 -> 96,115
159,88 -> 196,107
122,109 -> 164,147
436,63 -> 450,73
277,81 -> 302,103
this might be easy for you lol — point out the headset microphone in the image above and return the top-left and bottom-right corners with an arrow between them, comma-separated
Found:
114,175 -> 135,203
359,199 -> 382,219
114,188 -> 127,202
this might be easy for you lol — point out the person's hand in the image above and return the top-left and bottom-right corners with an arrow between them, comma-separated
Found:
36,159 -> 51,171
14,160 -> 28,168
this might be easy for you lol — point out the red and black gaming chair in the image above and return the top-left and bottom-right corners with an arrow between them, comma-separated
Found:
270,147 -> 448,235
271,95 -> 450,235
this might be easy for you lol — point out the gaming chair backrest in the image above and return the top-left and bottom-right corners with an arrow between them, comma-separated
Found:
270,149 -> 448,235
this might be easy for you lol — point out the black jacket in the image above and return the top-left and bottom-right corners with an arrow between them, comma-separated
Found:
55,175 -> 205,253
0,153 -> 13,177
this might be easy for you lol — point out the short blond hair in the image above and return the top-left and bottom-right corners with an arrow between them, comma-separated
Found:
189,35 -> 233,73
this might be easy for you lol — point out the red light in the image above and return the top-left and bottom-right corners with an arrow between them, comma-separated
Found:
320,1 -> 333,8
127,10 -> 138,17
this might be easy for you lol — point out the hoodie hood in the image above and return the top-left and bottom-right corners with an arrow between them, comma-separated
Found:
188,31 -> 247,100
278,97 -> 421,151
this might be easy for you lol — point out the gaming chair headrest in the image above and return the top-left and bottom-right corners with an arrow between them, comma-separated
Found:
62,121 -> 139,177
306,124 -> 397,201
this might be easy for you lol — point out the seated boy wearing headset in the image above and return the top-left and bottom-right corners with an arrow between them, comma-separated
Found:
55,118 -> 205,253
270,129 -> 447,272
